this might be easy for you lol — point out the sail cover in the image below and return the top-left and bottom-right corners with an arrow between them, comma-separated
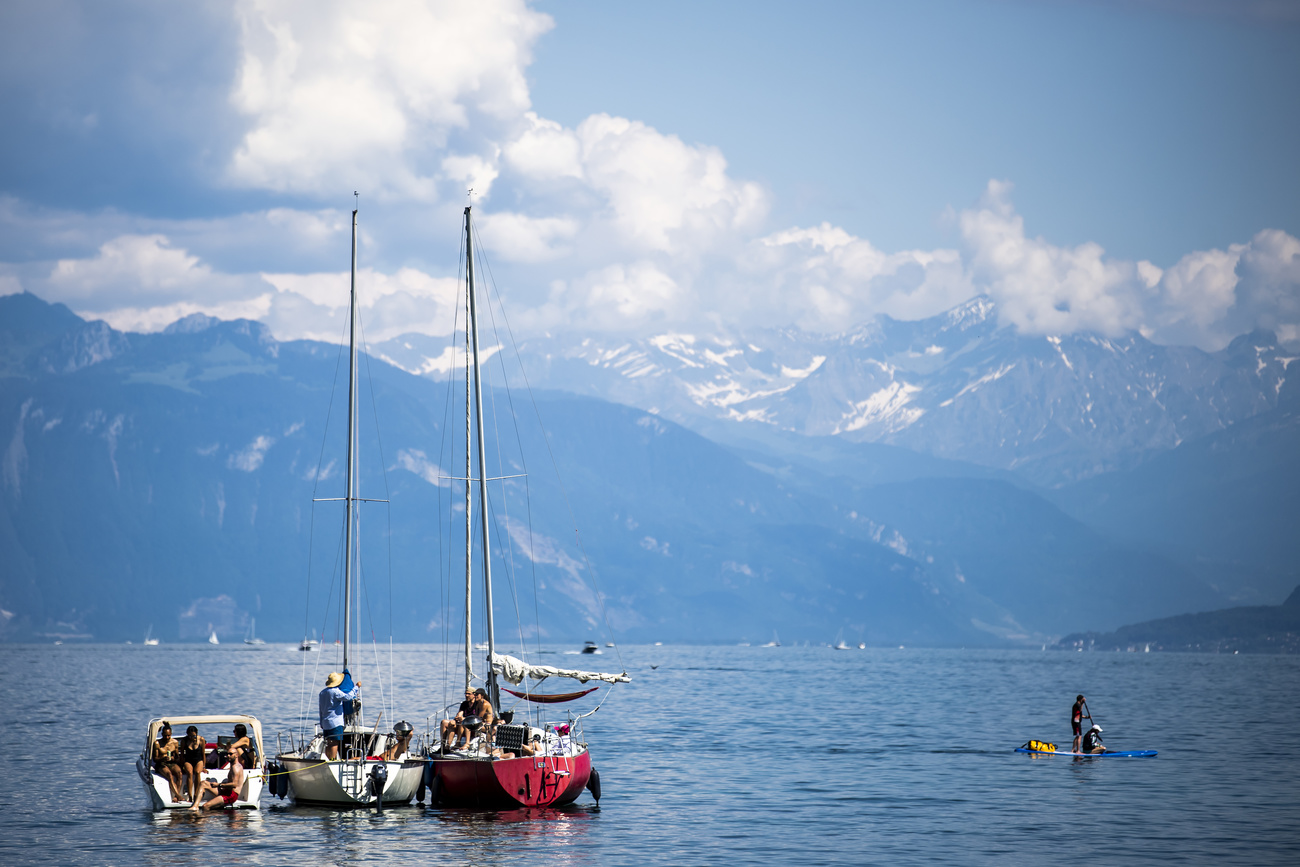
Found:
502,686 -> 599,704
490,653 -> 631,685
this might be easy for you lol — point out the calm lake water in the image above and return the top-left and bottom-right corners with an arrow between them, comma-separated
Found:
3,643 -> 1298,865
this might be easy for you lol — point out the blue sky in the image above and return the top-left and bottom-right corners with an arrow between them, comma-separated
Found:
0,0 -> 1296,349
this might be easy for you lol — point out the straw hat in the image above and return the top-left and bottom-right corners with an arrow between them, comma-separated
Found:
325,672 -> 344,687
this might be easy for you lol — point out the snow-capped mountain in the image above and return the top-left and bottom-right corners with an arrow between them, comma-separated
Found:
374,297 -> 1296,486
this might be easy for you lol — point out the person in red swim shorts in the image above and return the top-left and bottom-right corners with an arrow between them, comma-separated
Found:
192,744 -> 246,811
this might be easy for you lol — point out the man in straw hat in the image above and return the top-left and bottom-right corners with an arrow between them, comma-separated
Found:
319,669 -> 361,760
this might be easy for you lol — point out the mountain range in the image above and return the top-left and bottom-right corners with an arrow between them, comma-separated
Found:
1,291 -> 1296,646
1057,584 -> 1300,654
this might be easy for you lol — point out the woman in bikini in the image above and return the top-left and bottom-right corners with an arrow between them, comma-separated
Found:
178,726 -> 207,804
152,722 -> 184,802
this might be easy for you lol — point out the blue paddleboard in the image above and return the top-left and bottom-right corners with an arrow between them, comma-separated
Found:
1015,747 -> 1157,757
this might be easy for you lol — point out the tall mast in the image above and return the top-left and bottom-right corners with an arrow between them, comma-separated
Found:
342,207 -> 359,673
463,210 -> 474,693
464,206 -> 500,710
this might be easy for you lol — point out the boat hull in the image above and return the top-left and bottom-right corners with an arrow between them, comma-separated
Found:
279,756 -> 424,807
428,748 -> 591,809
138,759 -> 263,811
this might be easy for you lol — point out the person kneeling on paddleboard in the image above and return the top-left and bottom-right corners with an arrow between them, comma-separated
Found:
1081,724 -> 1107,754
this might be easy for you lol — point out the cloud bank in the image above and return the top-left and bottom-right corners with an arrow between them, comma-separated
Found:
1,0 -> 1296,351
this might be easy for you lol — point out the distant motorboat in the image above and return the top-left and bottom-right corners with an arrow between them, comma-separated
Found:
208,631 -> 219,646
243,618 -> 266,646
581,641 -> 601,655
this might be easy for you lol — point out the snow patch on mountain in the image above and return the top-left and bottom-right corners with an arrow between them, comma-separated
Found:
834,381 -> 924,435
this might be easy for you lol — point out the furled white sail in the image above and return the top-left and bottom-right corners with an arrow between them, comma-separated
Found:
490,653 -> 631,685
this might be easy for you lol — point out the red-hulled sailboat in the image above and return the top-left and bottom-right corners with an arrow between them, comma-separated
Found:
422,205 -> 629,809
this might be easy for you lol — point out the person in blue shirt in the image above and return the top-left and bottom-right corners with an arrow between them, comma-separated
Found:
319,670 -> 360,760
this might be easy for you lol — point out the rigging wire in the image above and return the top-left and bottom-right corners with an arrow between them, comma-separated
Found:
472,237 -> 532,665
433,220 -> 468,716
356,298 -> 396,724
472,219 -> 626,674
298,309 -> 353,736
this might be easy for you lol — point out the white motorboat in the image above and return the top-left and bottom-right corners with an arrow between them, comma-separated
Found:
136,715 -> 265,810
271,205 -> 423,808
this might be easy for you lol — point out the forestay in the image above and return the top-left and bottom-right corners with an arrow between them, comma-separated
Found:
491,653 -> 631,685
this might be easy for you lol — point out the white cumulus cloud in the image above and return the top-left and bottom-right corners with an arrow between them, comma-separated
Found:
228,0 -> 551,199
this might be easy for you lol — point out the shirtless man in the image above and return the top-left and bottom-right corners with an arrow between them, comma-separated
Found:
442,688 -> 477,750
192,744 -> 246,811
152,722 -> 184,802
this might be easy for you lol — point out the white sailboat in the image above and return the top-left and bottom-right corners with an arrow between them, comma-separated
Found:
271,205 -> 423,808
243,618 -> 265,645
208,630 -> 219,646
143,626 -> 159,646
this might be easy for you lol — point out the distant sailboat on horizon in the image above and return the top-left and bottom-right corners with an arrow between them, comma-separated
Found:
143,626 -> 159,647
244,617 -> 265,645
208,630 -> 219,646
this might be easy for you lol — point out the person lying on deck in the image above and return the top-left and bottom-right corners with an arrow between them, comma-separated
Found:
192,744 -> 246,811
152,722 -> 184,802
178,726 -> 206,803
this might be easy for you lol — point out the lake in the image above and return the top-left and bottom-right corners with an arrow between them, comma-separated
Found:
2,643 -> 1297,865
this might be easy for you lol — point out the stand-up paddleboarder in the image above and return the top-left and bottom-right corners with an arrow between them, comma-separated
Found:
1071,695 -> 1089,753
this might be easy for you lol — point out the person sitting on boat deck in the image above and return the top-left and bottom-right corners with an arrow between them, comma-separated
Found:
178,725 -> 207,803
229,723 -> 252,764
319,669 -> 361,760
384,720 -> 415,760
470,688 -> 497,751
152,722 -> 184,802
1081,724 -> 1107,754
1071,695 -> 1087,754
192,744 -> 246,811
441,687 -> 478,750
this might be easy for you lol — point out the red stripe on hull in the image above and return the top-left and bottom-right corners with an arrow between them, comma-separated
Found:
431,749 -> 591,808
